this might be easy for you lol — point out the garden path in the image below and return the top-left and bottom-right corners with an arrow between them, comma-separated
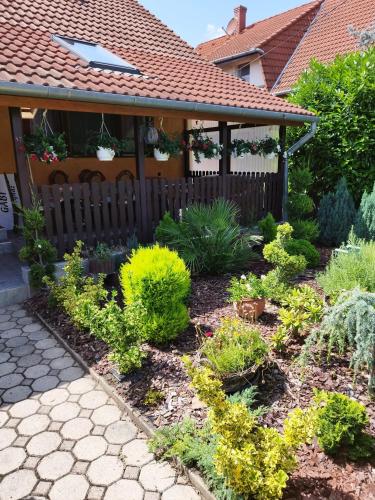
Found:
0,304 -> 200,500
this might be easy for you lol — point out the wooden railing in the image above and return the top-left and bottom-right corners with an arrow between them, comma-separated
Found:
39,173 -> 282,257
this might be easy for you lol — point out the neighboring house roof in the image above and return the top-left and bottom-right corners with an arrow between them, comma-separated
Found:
273,0 -> 375,93
0,0 -> 313,120
197,0 -> 374,94
196,0 -> 323,89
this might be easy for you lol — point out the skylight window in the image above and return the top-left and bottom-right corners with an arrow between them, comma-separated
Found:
52,35 -> 140,75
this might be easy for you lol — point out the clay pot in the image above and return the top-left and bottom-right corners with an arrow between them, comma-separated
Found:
233,298 -> 265,322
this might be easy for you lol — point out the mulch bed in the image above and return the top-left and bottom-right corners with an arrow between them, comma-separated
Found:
26,247 -> 375,500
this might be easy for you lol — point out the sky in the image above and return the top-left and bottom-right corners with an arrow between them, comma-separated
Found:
138,1 -> 310,47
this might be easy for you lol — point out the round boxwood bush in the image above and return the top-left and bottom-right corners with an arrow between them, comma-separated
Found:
120,245 -> 191,344
285,239 -> 320,268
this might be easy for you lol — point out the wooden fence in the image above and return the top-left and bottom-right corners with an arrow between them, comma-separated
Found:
39,173 -> 282,257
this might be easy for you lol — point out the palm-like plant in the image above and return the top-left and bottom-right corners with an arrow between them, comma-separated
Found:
155,199 -> 260,274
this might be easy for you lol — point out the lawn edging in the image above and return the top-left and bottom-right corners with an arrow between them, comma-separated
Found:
34,311 -> 215,500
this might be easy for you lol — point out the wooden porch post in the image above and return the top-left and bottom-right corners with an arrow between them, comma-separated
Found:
9,107 -> 32,208
278,125 -> 287,221
219,121 -> 230,198
134,116 -> 149,241
183,120 -> 190,178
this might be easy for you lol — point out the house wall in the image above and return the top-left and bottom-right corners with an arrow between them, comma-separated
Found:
0,107 -> 17,174
219,55 -> 266,88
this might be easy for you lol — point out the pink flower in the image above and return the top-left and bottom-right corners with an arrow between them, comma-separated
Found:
204,331 -> 213,338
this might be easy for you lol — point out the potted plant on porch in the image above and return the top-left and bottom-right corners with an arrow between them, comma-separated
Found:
259,136 -> 280,160
89,242 -> 115,274
153,130 -> 181,161
87,131 -> 120,161
227,273 -> 267,321
189,127 -> 221,163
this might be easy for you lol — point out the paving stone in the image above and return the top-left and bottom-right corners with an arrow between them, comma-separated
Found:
32,375 -> 59,392
59,366 -> 85,382
11,343 -> 35,357
17,316 -> 34,326
42,347 -> 66,359
104,479 -> 144,500
7,304 -> 21,311
0,373 -> 24,389
0,327 -> 23,339
73,435 -> 107,461
28,330 -> 50,340
60,439 -> 75,451
80,390 -> 108,410
61,417 -> 93,440
6,417 -> 20,427
79,408 -> 92,418
0,361 -> 16,376
18,353 -> 42,368
0,351 -> 10,362
12,309 -> 27,318
0,411 -> 9,426
50,356 -> 75,370
5,335 -> 28,347
122,439 -> 154,467
49,474 -> 89,500
162,485 -> 200,500
0,469 -> 37,499
68,394 -> 80,402
107,444 -> 121,455
91,405 -> 121,426
105,419 -> 137,444
22,377 -> 33,385
92,425 -> 105,436
18,413 -> 50,436
24,364 -> 50,379
37,451 -> 74,480
49,421 -> 63,431
40,387 -> 69,406
139,462 -> 176,492
27,431 -> 62,456
24,455 -> 41,469
50,402 -> 81,422
0,446 -> 26,474
33,480 -> 52,497
0,313 -> 11,322
72,460 -> 89,474
0,320 -> 17,331
13,435 -> 28,447
2,385 -> 32,403
23,322 -> 43,333
35,338 -> 58,350
87,455 -> 124,486
38,405 -> 52,414
124,466 -> 140,480
145,493 -> 160,500
88,486 -> 106,500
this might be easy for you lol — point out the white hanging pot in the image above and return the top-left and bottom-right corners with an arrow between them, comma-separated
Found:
97,147 -> 115,161
266,152 -> 277,160
154,149 -> 170,161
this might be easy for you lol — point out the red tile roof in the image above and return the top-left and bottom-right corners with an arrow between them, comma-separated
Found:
0,0 -> 313,119
273,0 -> 375,93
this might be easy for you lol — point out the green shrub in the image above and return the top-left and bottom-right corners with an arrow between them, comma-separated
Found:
155,199 -> 259,274
121,245 -> 190,344
301,288 -> 375,395
262,223 -> 306,302
200,318 -> 268,375
288,167 -> 315,220
317,238 -> 375,300
317,178 -> 356,247
291,219 -> 319,242
183,360 -> 313,500
227,273 -> 267,302
258,212 -> 277,243
272,285 -> 324,350
18,200 -> 57,288
287,48 -> 375,201
312,390 -> 373,459
285,238 -> 320,267
355,182 -> 375,241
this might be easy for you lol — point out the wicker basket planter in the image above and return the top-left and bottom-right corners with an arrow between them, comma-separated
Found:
234,298 -> 265,321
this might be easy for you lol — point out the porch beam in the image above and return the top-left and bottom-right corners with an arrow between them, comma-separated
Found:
134,116 -> 149,241
187,122 -> 267,134
9,107 -> 32,208
219,121 -> 231,197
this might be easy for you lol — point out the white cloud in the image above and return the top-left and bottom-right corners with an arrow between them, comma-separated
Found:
204,23 -> 225,40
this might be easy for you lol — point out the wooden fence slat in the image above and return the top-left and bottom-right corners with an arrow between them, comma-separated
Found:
117,181 -> 127,242
82,183 -> 93,247
72,184 -> 84,242
100,181 -> 111,244
109,182 -> 119,242
51,185 -> 65,257
152,178 -> 160,225
91,182 -> 102,244
62,184 -> 74,251
40,185 -> 54,245
133,180 -> 142,239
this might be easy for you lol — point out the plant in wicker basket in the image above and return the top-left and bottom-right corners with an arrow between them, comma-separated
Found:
197,317 -> 269,393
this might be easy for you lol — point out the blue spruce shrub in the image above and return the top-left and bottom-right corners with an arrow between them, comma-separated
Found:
355,182 -> 375,241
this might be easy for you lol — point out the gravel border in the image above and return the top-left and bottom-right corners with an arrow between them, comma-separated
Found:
34,311 -> 216,500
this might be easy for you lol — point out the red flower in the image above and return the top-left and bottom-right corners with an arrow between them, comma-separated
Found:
30,154 -> 38,161
204,331 -> 213,338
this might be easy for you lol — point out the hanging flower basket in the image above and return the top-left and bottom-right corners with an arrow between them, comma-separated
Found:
188,127 -> 221,163
154,149 -> 170,161
152,130 -> 181,162
96,146 -> 116,161
229,136 -> 280,159
86,114 -> 121,161
22,112 -> 68,165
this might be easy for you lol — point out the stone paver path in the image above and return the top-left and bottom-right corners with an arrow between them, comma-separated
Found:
0,305 -> 200,500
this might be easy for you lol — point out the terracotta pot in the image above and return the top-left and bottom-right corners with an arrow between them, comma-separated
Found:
89,258 -> 115,275
234,297 -> 265,321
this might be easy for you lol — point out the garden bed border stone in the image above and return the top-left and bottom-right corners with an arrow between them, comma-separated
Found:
34,310 -> 215,500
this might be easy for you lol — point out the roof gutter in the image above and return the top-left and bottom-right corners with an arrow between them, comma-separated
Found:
282,121 -> 318,220
213,48 -> 264,65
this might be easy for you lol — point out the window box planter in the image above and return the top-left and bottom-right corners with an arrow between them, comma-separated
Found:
96,147 -> 116,161
233,297 -> 266,322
